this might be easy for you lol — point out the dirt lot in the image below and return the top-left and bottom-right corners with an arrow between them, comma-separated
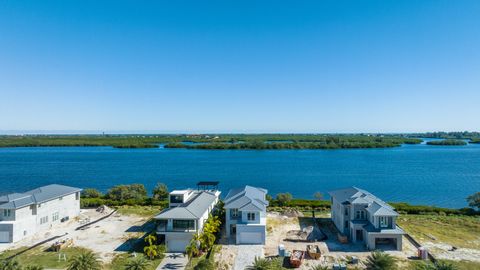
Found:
265,212 -> 417,269
0,208 -> 152,263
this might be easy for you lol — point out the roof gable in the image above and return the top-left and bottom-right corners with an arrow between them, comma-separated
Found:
224,186 -> 268,211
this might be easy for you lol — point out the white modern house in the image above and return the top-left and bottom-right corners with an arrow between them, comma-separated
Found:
328,187 -> 404,250
154,185 -> 221,252
0,184 -> 82,243
224,186 -> 268,245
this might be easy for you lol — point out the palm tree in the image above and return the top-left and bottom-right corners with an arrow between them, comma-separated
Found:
143,244 -> 158,260
365,250 -> 397,270
67,251 -> 102,270
24,266 -> 44,270
0,259 -> 22,270
124,256 -> 151,270
185,239 -> 200,266
144,234 -> 156,246
245,256 -> 270,270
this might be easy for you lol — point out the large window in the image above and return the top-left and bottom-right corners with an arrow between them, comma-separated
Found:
379,216 -> 388,228
173,220 -> 195,231
231,209 -> 239,218
355,210 -> 365,220
247,212 -> 256,221
52,212 -> 59,222
170,195 -> 184,204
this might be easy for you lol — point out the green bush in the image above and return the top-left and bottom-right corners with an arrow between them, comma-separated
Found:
106,184 -> 148,201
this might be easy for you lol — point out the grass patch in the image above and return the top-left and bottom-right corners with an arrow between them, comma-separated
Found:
408,260 -> 480,270
0,246 -> 92,269
105,253 -> 162,270
116,205 -> 162,217
397,215 -> 480,249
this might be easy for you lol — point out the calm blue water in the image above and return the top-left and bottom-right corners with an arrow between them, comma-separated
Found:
0,141 -> 479,208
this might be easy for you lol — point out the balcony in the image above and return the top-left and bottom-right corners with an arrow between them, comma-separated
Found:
156,219 -> 197,233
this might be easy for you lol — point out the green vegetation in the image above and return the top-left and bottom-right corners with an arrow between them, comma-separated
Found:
152,182 -> 169,200
245,257 -> 287,270
275,193 -> 293,206
467,192 -> 480,210
409,260 -> 480,270
106,253 -> 162,270
66,250 -> 102,270
124,256 -> 151,270
185,245 -> 220,270
0,247 -> 92,269
365,251 -> 398,270
0,134 -> 422,149
142,234 -> 165,260
397,215 -> 480,250
186,214 -> 222,265
166,135 -> 421,150
106,184 -> 148,201
409,131 -> 480,140
426,139 -> 467,146
80,183 -> 168,210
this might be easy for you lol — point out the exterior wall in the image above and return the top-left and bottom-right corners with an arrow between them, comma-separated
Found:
366,233 -> 403,251
236,224 -> 266,245
165,233 -> 194,252
0,192 -> 80,243
331,197 -> 345,234
159,193 -> 219,252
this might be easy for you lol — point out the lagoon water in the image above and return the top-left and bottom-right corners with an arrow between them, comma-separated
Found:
0,140 -> 479,208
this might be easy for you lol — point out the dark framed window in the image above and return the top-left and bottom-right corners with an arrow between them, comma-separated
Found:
173,220 -> 195,231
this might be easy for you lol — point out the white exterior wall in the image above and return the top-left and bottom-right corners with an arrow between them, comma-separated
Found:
160,192 -> 219,252
1,192 -> 80,243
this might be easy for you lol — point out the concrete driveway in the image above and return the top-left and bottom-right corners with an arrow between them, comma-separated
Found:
156,253 -> 187,270
233,245 -> 264,270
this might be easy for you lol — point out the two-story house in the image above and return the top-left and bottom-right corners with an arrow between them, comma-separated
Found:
224,186 -> 268,245
328,187 -> 404,250
154,188 -> 221,252
0,184 -> 82,243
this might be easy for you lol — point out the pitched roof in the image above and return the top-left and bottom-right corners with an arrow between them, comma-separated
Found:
154,190 -> 219,220
224,186 -> 268,211
328,187 -> 398,217
0,184 -> 82,209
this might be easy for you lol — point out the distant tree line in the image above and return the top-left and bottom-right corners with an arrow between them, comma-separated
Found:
426,139 -> 467,146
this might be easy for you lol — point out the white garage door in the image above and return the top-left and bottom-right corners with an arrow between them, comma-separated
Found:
167,238 -> 190,252
0,231 -> 10,243
238,232 -> 262,244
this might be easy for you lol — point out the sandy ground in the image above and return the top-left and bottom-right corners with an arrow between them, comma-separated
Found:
422,242 -> 480,262
265,212 -> 417,269
0,208 -> 150,263
214,245 -> 238,270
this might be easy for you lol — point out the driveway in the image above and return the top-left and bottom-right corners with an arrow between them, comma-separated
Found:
156,253 -> 187,270
233,245 -> 264,270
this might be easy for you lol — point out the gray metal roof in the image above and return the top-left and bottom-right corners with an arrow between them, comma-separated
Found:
224,185 -> 268,211
0,184 -> 82,209
154,190 -> 219,220
328,187 -> 398,217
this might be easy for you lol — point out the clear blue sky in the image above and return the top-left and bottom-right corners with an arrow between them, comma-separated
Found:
1,1 -> 479,133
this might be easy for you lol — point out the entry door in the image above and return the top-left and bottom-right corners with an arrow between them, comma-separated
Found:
356,230 -> 363,241
0,231 -> 10,243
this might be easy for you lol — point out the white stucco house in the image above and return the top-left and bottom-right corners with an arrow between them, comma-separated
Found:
154,187 -> 221,252
328,187 -> 404,250
0,184 -> 82,243
224,186 -> 268,245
